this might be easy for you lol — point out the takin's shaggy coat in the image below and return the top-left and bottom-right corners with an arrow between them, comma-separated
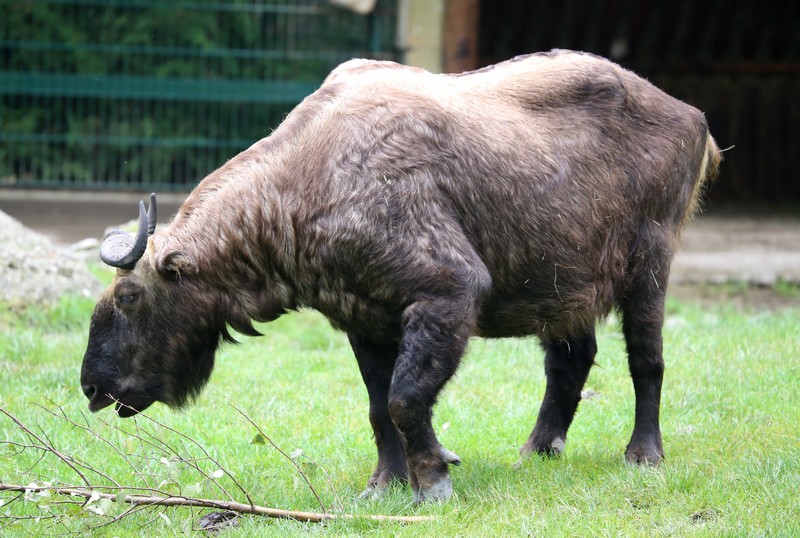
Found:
81,50 -> 721,503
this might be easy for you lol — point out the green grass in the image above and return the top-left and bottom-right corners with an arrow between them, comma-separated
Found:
1,289 -> 799,536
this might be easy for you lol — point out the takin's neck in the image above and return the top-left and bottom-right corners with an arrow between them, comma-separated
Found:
160,146 -> 299,324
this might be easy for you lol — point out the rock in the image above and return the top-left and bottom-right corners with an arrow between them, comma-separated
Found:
68,237 -> 100,252
197,511 -> 239,532
0,210 -> 103,307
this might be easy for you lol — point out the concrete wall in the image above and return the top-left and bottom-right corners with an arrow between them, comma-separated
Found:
398,0 -> 445,72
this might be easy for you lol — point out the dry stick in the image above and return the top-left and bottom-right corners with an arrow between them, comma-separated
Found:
2,404 -> 227,507
228,402 -> 327,514
99,416 -> 167,489
36,403 -> 131,489
98,412 -> 219,496
7,439 -> 48,476
134,421 -> 237,502
130,412 -> 160,489
0,437 -> 174,508
39,401 -> 145,484
1,405 -> 431,526
17,433 -> 122,490
86,503 -> 152,533
296,451 -> 346,514
0,407 -> 92,487
114,399 -> 253,507
0,484 -> 432,524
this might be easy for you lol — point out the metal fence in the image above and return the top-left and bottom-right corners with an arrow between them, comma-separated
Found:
0,0 -> 399,191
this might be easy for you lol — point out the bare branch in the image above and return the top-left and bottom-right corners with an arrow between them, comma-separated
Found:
228,402 -> 329,513
0,407 -> 91,487
85,503 -> 150,532
4,429 -> 120,489
0,403 -> 431,530
115,399 -> 253,506
0,484 -> 432,524
38,401 -> 143,484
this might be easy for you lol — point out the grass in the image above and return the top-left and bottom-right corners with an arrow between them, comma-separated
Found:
1,287 -> 798,536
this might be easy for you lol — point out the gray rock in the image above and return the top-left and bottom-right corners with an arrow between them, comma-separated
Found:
0,210 -> 104,306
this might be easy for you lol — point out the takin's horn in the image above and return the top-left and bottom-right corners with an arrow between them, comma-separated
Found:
100,193 -> 157,269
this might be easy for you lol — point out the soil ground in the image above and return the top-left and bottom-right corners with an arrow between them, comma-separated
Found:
1,190 -> 798,309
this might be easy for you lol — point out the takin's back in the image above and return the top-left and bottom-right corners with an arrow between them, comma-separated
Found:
281,50 -> 719,338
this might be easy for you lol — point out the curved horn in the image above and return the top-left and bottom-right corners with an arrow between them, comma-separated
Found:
99,196 -> 153,269
146,192 -> 157,236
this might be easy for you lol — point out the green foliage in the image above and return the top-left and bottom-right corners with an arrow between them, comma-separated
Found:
1,290 -> 798,536
774,278 -> 800,299
0,0 -> 398,188
2,0 -> 392,78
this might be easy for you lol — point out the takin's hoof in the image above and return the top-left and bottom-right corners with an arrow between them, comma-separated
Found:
409,447 -> 461,504
357,473 -> 407,501
358,484 -> 388,501
625,445 -> 664,465
408,446 -> 460,504
412,474 -> 453,504
519,436 -> 566,458
439,446 -> 462,466
515,437 -> 565,469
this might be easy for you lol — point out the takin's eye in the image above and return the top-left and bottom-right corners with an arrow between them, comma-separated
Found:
117,293 -> 138,306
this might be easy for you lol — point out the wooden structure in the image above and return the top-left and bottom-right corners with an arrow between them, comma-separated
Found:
476,0 -> 799,204
403,0 -> 798,204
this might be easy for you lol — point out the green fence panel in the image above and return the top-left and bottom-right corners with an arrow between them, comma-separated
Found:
0,0 -> 399,191
0,72 -> 318,103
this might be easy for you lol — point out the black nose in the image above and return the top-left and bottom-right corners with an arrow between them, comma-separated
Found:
82,384 -> 96,400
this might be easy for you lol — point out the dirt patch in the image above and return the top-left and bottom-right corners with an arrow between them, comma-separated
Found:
668,282 -> 799,311
671,214 -> 800,287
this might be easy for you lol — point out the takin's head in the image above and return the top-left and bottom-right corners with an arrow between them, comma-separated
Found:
80,194 -> 237,417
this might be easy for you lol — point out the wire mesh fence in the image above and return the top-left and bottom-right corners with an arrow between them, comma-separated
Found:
0,0 -> 399,190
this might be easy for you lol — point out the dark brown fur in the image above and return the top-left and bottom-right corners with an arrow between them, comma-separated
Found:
82,50 -> 720,502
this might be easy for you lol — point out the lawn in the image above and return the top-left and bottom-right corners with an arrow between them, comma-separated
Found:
1,287 -> 798,536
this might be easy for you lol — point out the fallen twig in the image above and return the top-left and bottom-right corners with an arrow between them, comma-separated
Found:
0,484 -> 432,524
0,403 -> 433,529
228,401 -> 327,513
38,401 -> 143,486
0,407 -> 92,487
115,399 -> 253,506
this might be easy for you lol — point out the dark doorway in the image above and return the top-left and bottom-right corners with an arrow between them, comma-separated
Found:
478,0 -> 800,205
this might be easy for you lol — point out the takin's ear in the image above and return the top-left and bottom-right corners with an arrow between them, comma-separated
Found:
156,250 -> 198,279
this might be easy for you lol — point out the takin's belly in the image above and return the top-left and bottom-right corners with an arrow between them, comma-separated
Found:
476,286 -> 609,339
311,278 -> 610,343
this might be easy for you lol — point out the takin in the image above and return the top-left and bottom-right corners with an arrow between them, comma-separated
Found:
81,50 -> 721,503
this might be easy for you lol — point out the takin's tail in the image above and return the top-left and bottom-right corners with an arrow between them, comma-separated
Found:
701,132 -> 722,185
683,132 -> 722,225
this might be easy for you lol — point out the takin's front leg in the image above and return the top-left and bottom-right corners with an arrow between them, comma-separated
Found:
520,330 -> 597,458
348,334 -> 408,499
387,299 -> 473,504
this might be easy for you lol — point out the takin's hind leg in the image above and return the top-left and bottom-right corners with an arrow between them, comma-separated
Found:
348,334 -> 408,499
620,275 -> 666,465
520,330 -> 597,458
